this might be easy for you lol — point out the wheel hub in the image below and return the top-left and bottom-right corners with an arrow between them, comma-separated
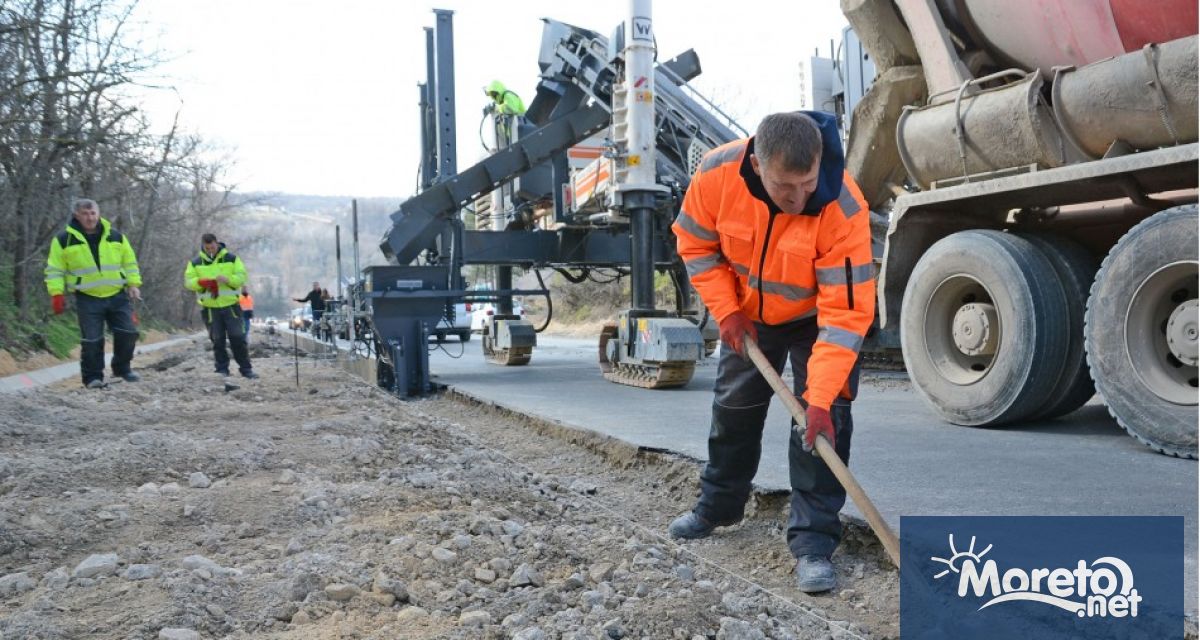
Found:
952,303 -> 998,356
1166,299 -> 1198,367
1126,260 -> 1198,405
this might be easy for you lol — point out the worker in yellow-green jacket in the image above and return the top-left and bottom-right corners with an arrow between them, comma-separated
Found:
44,198 -> 143,389
485,80 -> 525,116
184,233 -> 257,379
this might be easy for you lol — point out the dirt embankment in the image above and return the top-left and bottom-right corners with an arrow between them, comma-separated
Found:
0,339 -> 897,639
0,329 -> 178,377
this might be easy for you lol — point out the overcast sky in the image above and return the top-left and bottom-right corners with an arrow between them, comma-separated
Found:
132,1 -> 848,198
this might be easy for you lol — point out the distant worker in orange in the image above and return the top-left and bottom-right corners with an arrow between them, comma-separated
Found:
239,286 -> 254,339
668,111 -> 875,594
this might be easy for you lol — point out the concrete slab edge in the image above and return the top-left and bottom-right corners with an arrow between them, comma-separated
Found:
286,331 -> 880,541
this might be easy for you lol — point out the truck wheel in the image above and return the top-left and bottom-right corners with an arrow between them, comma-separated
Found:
1017,233 -> 1098,420
460,330 -> 471,343
1085,205 -> 1198,459
900,230 -> 1069,425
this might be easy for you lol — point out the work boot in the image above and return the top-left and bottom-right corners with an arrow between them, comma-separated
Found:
85,379 -> 107,389
118,371 -> 140,383
796,555 -> 836,593
668,512 -> 735,540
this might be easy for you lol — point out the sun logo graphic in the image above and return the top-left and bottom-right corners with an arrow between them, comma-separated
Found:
930,534 -> 1143,618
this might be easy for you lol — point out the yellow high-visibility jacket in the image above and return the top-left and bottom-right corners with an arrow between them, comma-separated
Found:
184,244 -> 247,309
44,217 -> 141,298
487,80 -> 526,116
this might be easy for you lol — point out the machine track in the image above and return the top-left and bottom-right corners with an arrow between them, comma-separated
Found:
486,348 -> 532,366
482,332 -> 532,366
598,323 -> 696,389
860,349 -> 906,372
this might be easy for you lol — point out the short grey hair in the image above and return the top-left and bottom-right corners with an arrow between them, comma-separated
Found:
73,198 -> 97,212
754,112 -> 822,172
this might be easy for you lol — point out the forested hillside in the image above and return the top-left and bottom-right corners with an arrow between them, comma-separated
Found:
0,1 -> 403,359
0,0 -> 634,364
220,195 -> 398,320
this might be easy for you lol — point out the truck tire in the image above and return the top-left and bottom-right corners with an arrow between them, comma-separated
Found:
901,230 -> 1070,425
1085,205 -> 1198,459
1017,233 -> 1098,420
460,330 -> 471,343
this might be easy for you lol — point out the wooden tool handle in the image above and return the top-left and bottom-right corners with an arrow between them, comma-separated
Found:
744,336 -> 901,567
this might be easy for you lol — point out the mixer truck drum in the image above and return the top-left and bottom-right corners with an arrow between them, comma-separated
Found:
896,72 -> 1071,189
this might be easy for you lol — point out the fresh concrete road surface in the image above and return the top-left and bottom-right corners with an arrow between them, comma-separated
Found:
428,333 -> 1198,613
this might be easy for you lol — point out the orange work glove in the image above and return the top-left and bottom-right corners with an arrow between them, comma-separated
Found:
802,405 -> 835,453
51,294 -> 66,315
718,312 -> 756,357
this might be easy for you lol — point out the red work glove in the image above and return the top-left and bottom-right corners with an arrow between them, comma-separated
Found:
718,312 -> 757,358
802,405 -> 835,453
51,294 -> 65,315
198,279 -> 219,297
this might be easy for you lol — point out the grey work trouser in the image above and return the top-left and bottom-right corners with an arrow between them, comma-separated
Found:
75,291 -> 138,384
694,316 -> 860,559
201,304 -> 253,375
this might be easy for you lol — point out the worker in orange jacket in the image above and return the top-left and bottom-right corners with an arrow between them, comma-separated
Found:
238,287 -> 254,340
668,111 -> 875,593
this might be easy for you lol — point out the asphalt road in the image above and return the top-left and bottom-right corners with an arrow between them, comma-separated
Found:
427,333 -> 1198,614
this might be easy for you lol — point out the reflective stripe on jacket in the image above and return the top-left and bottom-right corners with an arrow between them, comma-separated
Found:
672,116 -> 875,410
43,217 -> 141,298
184,245 -> 247,309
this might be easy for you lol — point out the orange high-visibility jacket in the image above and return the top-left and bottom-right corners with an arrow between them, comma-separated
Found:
672,113 -> 875,410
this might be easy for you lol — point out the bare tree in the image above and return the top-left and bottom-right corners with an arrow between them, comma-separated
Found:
0,0 -> 244,331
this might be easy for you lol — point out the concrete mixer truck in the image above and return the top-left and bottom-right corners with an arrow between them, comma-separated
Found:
842,0 -> 1198,457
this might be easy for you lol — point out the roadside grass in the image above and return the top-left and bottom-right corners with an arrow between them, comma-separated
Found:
0,263 -> 173,360
0,263 -> 78,358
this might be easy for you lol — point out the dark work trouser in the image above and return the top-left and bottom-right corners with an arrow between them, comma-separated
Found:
75,291 -> 139,384
694,316 -> 859,559
202,304 -> 253,375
